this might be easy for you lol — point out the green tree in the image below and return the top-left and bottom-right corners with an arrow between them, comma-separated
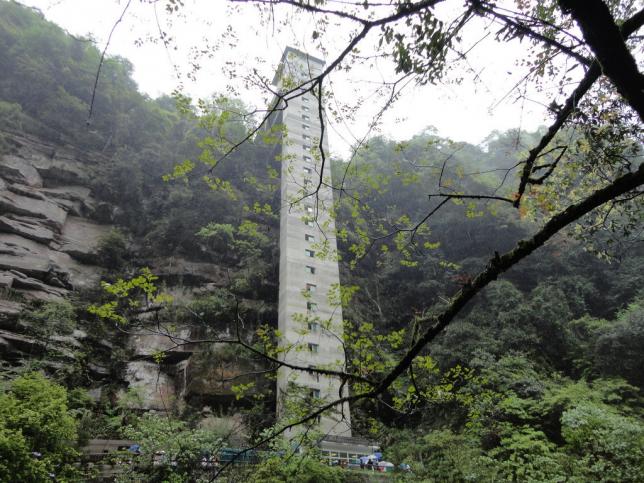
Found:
562,403 -> 644,482
0,372 -> 82,482
116,413 -> 225,483
592,300 -> 644,386
248,454 -> 350,483
385,428 -> 495,482
487,426 -> 565,482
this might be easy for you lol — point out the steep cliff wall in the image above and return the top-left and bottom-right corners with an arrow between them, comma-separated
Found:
0,130 -> 274,419
1,129 -> 104,337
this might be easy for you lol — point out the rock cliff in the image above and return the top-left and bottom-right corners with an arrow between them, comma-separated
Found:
0,131 -> 103,304
0,130 -> 271,419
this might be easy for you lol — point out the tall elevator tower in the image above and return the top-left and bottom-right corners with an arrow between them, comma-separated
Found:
272,47 -> 352,438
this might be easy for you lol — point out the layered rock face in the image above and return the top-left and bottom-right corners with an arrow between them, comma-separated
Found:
0,131 -> 270,419
0,132 -> 104,306
0,132 -> 110,383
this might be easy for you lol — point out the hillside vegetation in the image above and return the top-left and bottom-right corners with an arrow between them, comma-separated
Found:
0,1 -> 642,481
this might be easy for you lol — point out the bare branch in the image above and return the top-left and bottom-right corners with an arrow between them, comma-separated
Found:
230,0 -> 370,24
474,1 -> 591,66
514,7 -> 644,207
87,0 -> 133,124
428,193 -> 515,203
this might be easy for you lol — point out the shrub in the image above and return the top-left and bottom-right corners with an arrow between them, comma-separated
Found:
27,299 -> 76,335
0,373 -> 81,481
97,228 -> 129,270
562,403 -> 644,482
249,454 -> 350,483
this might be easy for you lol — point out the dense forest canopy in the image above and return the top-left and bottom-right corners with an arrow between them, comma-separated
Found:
0,0 -> 643,481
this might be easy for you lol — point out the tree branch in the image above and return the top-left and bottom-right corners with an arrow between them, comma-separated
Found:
559,1 -> 644,121
429,193 -> 515,204
474,2 -> 591,66
513,7 -> 644,207
87,0 -> 133,124
374,162 -> 644,395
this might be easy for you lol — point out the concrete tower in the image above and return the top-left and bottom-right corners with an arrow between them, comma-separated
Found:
271,47 -> 352,438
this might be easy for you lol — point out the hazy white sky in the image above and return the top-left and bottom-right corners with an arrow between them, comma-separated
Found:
19,0 -> 553,156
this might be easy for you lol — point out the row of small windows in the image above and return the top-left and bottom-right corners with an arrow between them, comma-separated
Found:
304,177 -> 317,310
301,96 -> 311,149
299,97 -> 323,402
301,100 -> 310,168
305,189 -> 319,351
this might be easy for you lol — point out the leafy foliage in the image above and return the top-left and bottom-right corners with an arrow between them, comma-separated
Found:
0,2 -> 642,481
116,413 -> 225,483
0,373 -> 82,482
248,453 -> 356,483
561,403 -> 644,482
88,268 -> 173,325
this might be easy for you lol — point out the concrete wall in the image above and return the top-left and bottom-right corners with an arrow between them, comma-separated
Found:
274,48 -> 352,437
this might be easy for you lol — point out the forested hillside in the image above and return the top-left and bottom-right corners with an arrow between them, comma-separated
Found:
1,3 -> 281,479
0,1 -> 642,481
333,133 -> 644,481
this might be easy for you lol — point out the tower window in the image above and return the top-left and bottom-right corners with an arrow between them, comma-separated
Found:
309,388 -> 321,398
305,265 -> 316,274
305,249 -> 315,258
308,343 -> 319,353
303,134 -> 311,140
308,321 -> 319,332
303,166 -> 313,174
302,97 -> 310,103
302,124 -> 310,131
305,220 -> 315,227
303,155 -> 312,163
302,114 -> 310,120
307,302 -> 318,312
309,366 -> 320,382
305,234 -> 315,242
306,283 -> 316,293
305,205 -> 314,214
